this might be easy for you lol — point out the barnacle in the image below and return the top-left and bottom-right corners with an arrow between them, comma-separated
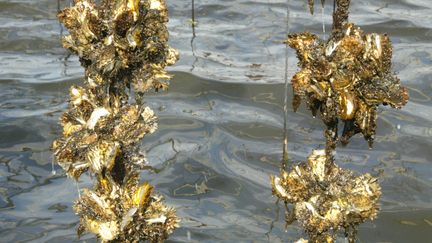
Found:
271,150 -> 381,243
53,0 -> 179,241
287,22 -> 409,147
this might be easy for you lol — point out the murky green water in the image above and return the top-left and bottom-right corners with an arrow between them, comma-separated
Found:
0,0 -> 431,242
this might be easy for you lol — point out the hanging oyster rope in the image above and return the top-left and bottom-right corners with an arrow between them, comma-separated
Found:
53,0 -> 179,241
271,1 -> 408,242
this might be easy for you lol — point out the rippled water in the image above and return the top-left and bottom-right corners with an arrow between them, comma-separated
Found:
0,0 -> 431,242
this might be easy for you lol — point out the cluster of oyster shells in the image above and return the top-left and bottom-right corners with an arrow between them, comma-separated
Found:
53,86 -> 158,179
287,22 -> 408,147
271,1 -> 409,242
271,150 -> 381,242
53,0 -> 179,242
75,175 -> 178,242
58,0 -> 179,96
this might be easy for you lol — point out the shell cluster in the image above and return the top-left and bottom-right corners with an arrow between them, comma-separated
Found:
271,1 -> 408,242
288,6 -> 408,147
57,0 -> 179,97
53,86 -> 158,179
75,176 -> 178,242
53,0 -> 179,242
271,150 -> 381,242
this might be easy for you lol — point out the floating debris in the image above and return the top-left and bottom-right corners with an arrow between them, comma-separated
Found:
288,1 -> 408,147
53,0 -> 179,242
271,150 -> 381,243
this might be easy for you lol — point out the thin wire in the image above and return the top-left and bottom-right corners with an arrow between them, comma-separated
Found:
190,0 -> 198,71
321,5 -> 326,39
265,198 -> 280,241
281,0 -> 290,171
192,0 -> 195,25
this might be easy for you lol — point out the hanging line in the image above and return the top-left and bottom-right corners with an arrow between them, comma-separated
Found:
281,0 -> 290,172
190,0 -> 198,71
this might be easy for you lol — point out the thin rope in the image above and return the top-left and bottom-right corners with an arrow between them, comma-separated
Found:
190,0 -> 198,71
281,0 -> 290,171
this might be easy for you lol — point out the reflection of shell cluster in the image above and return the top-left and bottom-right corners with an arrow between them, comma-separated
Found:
53,0 -> 179,241
288,23 -> 408,147
271,150 -> 381,242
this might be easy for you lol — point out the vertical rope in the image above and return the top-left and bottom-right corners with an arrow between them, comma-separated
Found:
281,0 -> 290,171
190,0 -> 198,71
192,0 -> 195,25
